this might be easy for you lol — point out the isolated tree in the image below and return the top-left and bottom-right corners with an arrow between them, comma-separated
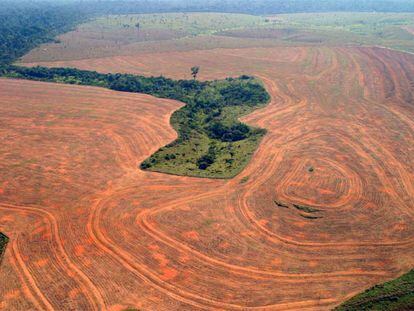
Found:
191,66 -> 200,80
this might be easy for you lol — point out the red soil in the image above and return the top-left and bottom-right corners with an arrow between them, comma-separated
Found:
404,26 -> 414,36
2,46 -> 414,310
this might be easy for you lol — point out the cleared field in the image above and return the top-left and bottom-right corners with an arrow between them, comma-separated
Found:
265,12 -> 414,52
20,12 -> 414,64
88,13 -> 263,35
20,13 -> 269,62
2,43 -> 414,310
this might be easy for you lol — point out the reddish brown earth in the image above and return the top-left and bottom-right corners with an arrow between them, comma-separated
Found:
2,46 -> 414,310
404,26 -> 414,36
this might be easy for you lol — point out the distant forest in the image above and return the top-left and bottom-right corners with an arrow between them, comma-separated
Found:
79,0 -> 414,15
2,0 -> 414,65
0,2 -> 86,64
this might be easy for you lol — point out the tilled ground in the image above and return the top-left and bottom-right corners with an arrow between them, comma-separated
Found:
1,46 -> 414,310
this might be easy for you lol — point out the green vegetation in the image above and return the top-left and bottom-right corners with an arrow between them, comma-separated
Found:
87,13 -> 263,36
292,204 -> 320,213
141,76 -> 269,178
1,66 -> 269,178
3,2 -> 414,67
0,233 -> 9,264
24,11 -> 414,64
240,176 -> 249,184
272,200 -> 323,219
259,13 -> 414,53
95,12 -> 414,54
300,214 -> 322,220
335,269 -> 414,311
274,200 -> 289,208
293,203 -> 323,219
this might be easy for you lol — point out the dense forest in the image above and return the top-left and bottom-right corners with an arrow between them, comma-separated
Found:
0,2 -> 86,65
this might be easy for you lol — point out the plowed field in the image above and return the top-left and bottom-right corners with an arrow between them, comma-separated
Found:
1,45 -> 414,310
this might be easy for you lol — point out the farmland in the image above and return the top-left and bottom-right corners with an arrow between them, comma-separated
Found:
2,43 -> 414,309
20,12 -> 414,64
1,9 -> 414,311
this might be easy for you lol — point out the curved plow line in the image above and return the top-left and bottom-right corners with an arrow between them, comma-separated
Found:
0,204 -> 106,310
9,237 -> 54,311
88,186 -> 342,309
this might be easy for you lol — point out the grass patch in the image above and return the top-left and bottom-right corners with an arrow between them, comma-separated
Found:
335,269 -> 414,311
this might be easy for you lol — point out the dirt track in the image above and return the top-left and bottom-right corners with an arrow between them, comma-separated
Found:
1,46 -> 414,310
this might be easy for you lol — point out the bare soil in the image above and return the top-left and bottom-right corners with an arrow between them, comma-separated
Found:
2,45 -> 414,310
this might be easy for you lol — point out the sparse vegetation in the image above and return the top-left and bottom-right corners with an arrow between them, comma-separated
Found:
293,203 -> 323,219
191,66 -> 200,80
292,204 -> 320,213
240,176 -> 249,184
258,13 -> 414,53
300,214 -> 322,220
335,269 -> 414,310
273,200 -> 323,219
274,200 -> 289,208
85,13 -> 263,37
